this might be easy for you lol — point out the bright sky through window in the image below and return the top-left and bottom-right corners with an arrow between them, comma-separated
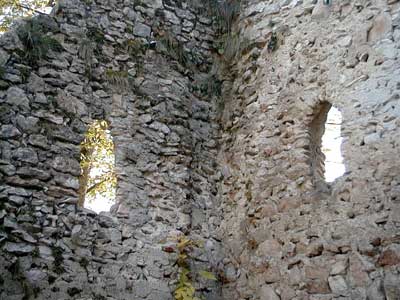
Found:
0,0 -> 52,32
321,107 -> 345,182
84,137 -> 116,213
80,121 -> 116,214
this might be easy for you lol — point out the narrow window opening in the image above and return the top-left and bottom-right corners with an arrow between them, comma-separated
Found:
321,106 -> 345,182
79,120 -> 116,213
309,103 -> 345,185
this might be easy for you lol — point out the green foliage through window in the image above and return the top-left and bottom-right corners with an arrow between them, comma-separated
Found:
0,0 -> 54,32
79,120 -> 116,212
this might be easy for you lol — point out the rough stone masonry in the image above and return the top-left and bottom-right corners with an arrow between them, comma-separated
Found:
0,0 -> 399,299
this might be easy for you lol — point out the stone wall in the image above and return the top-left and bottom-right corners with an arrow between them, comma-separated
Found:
1,0 -> 400,299
0,0 -> 222,299
218,0 -> 400,299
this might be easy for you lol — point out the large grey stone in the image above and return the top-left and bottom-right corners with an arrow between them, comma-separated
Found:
51,156 -> 80,176
328,276 -> 348,296
259,285 -> 280,300
27,73 -> 45,93
384,271 -> 400,300
4,242 -> 35,255
369,13 -> 392,42
6,86 -> 30,108
12,148 -> 38,164
0,125 -> 21,139
133,22 -> 151,37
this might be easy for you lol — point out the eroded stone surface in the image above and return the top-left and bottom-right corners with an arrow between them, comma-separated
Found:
218,0 -> 400,299
0,0 -> 221,299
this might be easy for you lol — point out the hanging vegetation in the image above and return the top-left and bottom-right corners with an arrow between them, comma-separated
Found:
164,236 -> 217,300
158,30 -> 191,69
16,18 -> 62,66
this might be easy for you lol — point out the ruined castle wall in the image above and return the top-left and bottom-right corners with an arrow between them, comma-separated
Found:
2,0 -> 400,299
218,0 -> 400,299
0,0 -> 222,299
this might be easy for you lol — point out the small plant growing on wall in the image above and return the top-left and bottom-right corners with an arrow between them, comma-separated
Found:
208,1 -> 247,62
158,31 -> 191,69
164,236 -> 217,300
267,32 -> 278,53
124,38 -> 146,56
16,18 -> 62,67
192,74 -> 222,99
0,64 -> 5,80
51,246 -> 65,274
86,26 -> 105,45
78,26 -> 106,79
78,38 -> 95,78
104,69 -> 130,91
215,0 -> 241,34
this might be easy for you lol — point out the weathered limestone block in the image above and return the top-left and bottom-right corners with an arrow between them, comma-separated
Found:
369,13 -> 393,42
6,86 -> 30,108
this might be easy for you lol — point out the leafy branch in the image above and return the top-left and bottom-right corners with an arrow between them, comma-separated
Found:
79,120 -> 116,207
0,0 -> 54,32
164,236 -> 217,300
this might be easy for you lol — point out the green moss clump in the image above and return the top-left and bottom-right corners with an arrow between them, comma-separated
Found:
159,32 -> 191,68
207,0 -> 241,34
87,26 -> 105,45
193,74 -> 222,98
0,65 -> 5,79
32,247 -> 40,258
105,69 -> 129,90
124,39 -> 146,56
79,257 -> 89,269
51,246 -> 65,274
267,32 -> 279,52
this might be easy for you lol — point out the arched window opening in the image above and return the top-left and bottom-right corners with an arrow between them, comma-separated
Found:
309,103 -> 345,185
321,106 -> 345,182
79,120 -> 116,213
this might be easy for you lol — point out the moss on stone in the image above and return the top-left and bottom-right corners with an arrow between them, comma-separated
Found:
0,65 -> 5,79
51,246 -> 65,274
158,31 -> 191,69
16,19 -> 63,67
105,69 -> 130,91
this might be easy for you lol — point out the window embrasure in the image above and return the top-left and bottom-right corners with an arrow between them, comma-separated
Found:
309,103 -> 345,186
79,120 -> 116,213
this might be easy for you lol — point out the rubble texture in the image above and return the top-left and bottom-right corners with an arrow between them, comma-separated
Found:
218,0 -> 400,299
0,0 -> 399,299
0,0 -> 222,299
